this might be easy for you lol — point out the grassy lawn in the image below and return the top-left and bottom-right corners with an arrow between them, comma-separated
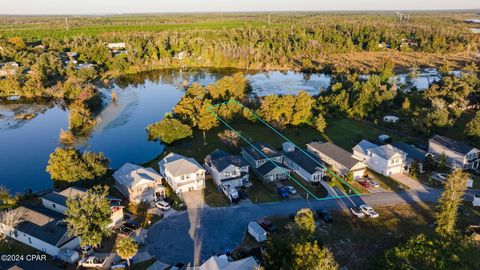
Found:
0,239 -> 37,254
285,172 -> 328,199
203,178 -> 230,207
247,175 -> 282,203
253,202 -> 480,270
367,169 -> 405,191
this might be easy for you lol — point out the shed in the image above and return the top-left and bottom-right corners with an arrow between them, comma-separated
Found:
248,222 -> 267,242
378,134 -> 391,143
383,115 -> 399,123
473,194 -> 480,207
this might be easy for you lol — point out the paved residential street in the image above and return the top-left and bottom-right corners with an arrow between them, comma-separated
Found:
146,188 -> 457,265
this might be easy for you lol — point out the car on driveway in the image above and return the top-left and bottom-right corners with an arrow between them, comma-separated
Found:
277,187 -> 289,198
359,204 -> 379,218
349,207 -> 365,218
434,172 -> 448,181
368,179 -> 380,188
285,186 -> 297,194
258,219 -> 278,233
155,200 -> 171,211
116,226 -> 135,236
125,220 -> 141,230
316,208 -> 333,223
78,256 -> 106,268
358,180 -> 370,188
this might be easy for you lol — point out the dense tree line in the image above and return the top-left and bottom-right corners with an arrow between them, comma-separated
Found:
0,13 -> 478,99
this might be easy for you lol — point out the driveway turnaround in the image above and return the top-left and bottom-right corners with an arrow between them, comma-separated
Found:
147,189 -> 445,265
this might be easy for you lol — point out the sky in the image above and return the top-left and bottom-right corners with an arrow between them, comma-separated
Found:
1,0 -> 479,15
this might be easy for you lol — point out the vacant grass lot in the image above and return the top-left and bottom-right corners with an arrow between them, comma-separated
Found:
240,202 -> 480,270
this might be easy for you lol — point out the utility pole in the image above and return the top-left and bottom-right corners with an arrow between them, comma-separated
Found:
65,17 -> 69,31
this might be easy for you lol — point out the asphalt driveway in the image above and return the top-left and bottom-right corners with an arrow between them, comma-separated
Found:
146,188 -> 449,265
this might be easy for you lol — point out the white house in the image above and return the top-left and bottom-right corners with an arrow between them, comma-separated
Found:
188,255 -> 259,270
158,153 -> 206,194
353,140 -> 407,176
428,135 -> 479,170
204,149 -> 250,188
42,187 -> 124,227
282,142 -> 325,183
107,42 -> 126,49
0,206 -> 80,259
113,163 -> 165,204
383,115 -> 399,123
306,141 -> 366,180
241,143 -> 290,182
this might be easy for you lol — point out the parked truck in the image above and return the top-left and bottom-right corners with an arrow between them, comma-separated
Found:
248,221 -> 267,242
221,183 -> 240,203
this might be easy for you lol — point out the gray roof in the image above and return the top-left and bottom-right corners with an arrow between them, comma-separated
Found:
392,142 -> 427,162
13,206 -> 69,246
353,140 -> 378,156
307,142 -> 360,169
256,161 -> 290,176
283,149 -> 325,174
368,144 -> 406,160
242,143 -> 282,161
43,187 -> 121,207
429,134 -> 475,155
207,149 -> 249,172
159,152 -> 205,177
114,163 -> 162,188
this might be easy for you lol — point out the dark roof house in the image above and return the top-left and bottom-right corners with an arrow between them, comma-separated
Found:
241,143 -> 282,161
392,142 -> 428,163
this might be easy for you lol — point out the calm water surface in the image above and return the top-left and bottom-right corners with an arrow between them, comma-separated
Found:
0,69 -> 441,192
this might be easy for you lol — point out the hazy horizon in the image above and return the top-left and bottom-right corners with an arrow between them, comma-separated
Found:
1,0 -> 479,15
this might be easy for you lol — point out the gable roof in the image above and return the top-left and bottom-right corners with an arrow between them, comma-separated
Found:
353,139 -> 378,156
283,149 -> 325,174
159,152 -> 205,177
392,142 -> 428,162
307,142 -> 361,169
256,161 -> 290,175
43,187 -> 121,208
195,255 -> 258,270
368,144 -> 406,160
113,163 -> 161,189
242,143 -> 282,161
207,150 -> 249,172
13,206 -> 69,246
429,134 -> 476,155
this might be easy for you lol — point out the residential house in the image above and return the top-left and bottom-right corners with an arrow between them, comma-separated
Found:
241,143 -> 291,182
392,141 -> 428,173
42,187 -> 124,227
0,206 -> 80,258
158,153 -> 206,194
282,142 -> 325,183
204,149 -> 250,188
188,255 -> 258,270
306,141 -> 366,179
353,140 -> 407,176
428,135 -> 480,170
113,163 -> 165,204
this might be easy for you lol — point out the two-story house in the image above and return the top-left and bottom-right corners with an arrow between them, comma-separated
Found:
282,142 -> 325,183
353,140 -> 407,176
158,152 -> 206,194
113,163 -> 165,204
204,149 -> 250,188
306,141 -> 366,180
428,135 -> 479,170
392,141 -> 428,173
41,187 -> 124,227
241,143 -> 291,182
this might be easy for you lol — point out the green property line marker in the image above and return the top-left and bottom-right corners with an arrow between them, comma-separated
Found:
207,100 -> 365,200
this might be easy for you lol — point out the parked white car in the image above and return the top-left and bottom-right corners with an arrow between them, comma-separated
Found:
78,256 -> 107,268
434,172 -> 448,181
155,201 -> 171,211
350,207 -> 365,218
359,204 -> 379,218
285,186 -> 297,194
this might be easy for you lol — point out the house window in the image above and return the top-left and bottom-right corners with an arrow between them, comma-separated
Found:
52,203 -> 56,208
28,237 -> 32,244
